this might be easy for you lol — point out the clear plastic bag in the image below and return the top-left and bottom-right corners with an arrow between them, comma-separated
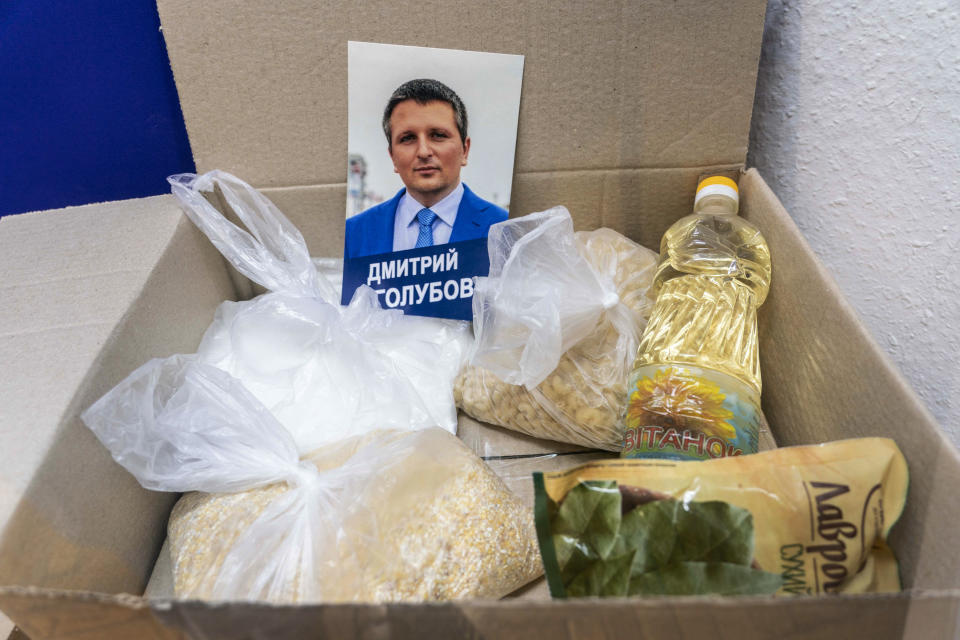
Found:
169,171 -> 471,454
169,171 -> 338,302
455,207 -> 658,450
82,355 -> 542,602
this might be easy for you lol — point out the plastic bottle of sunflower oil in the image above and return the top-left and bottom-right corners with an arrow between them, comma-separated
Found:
621,176 -> 772,460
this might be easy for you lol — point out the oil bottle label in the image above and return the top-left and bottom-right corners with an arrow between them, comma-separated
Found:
621,364 -> 760,460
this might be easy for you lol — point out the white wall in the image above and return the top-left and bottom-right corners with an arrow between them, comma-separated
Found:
749,0 -> 960,445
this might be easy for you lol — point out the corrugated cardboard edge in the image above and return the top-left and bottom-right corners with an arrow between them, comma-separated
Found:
145,591 -> 960,640
0,588 -> 180,640
6,627 -> 28,640
739,169 -> 960,592
1,587 -> 957,640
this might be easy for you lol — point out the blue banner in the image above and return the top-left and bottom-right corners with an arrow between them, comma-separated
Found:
341,238 -> 489,321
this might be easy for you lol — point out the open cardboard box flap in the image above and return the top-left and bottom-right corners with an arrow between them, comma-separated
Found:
1,0 -> 959,638
155,0 -> 767,256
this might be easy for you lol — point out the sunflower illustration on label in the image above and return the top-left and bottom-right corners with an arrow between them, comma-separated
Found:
621,365 -> 760,460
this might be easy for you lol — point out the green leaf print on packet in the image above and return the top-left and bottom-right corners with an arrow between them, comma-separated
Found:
548,480 -> 782,597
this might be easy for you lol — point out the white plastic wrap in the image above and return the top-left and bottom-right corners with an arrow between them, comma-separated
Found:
455,207 -> 658,450
82,356 -> 542,602
169,171 -> 470,454
469,208 -> 634,387
169,172 -> 338,303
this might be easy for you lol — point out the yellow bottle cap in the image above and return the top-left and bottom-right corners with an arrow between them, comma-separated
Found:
695,176 -> 739,206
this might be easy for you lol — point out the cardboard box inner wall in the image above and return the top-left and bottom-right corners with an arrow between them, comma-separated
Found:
1,0 -> 959,638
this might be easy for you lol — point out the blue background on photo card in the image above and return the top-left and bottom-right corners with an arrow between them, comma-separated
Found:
341,238 -> 489,321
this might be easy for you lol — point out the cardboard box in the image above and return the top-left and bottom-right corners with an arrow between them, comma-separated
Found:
2,1 -> 958,638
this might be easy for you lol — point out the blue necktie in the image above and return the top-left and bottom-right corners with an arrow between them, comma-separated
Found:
414,208 -> 438,248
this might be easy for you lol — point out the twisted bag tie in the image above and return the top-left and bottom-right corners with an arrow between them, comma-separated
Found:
415,208 -> 438,248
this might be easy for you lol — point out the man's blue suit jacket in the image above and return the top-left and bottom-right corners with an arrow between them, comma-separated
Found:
344,183 -> 508,259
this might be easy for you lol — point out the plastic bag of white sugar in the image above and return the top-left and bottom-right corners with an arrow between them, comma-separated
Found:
169,170 -> 470,454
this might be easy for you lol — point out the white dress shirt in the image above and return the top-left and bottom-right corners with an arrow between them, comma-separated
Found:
392,182 -> 464,252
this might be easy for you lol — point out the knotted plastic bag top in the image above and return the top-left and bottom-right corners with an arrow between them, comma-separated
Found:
80,356 -> 400,602
81,355 -> 347,601
456,208 -> 658,450
471,207 -> 641,389
82,355 -> 541,603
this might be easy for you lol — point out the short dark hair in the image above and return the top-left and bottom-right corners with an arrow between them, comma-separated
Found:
382,79 -> 468,148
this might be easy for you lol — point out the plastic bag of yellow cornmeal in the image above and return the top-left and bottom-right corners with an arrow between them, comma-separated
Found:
83,355 -> 542,603
455,207 -> 658,451
533,438 -> 907,598
169,427 -> 543,602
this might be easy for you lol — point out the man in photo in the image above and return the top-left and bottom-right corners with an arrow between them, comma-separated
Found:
344,79 -> 508,259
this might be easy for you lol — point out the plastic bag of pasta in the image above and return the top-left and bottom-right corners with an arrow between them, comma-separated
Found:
533,438 -> 908,598
454,207 -> 658,450
82,355 -> 542,603
169,171 -> 470,455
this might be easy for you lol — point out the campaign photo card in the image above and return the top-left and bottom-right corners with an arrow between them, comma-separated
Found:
343,41 -> 524,320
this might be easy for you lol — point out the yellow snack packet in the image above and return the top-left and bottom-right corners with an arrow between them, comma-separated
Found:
534,438 -> 907,598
